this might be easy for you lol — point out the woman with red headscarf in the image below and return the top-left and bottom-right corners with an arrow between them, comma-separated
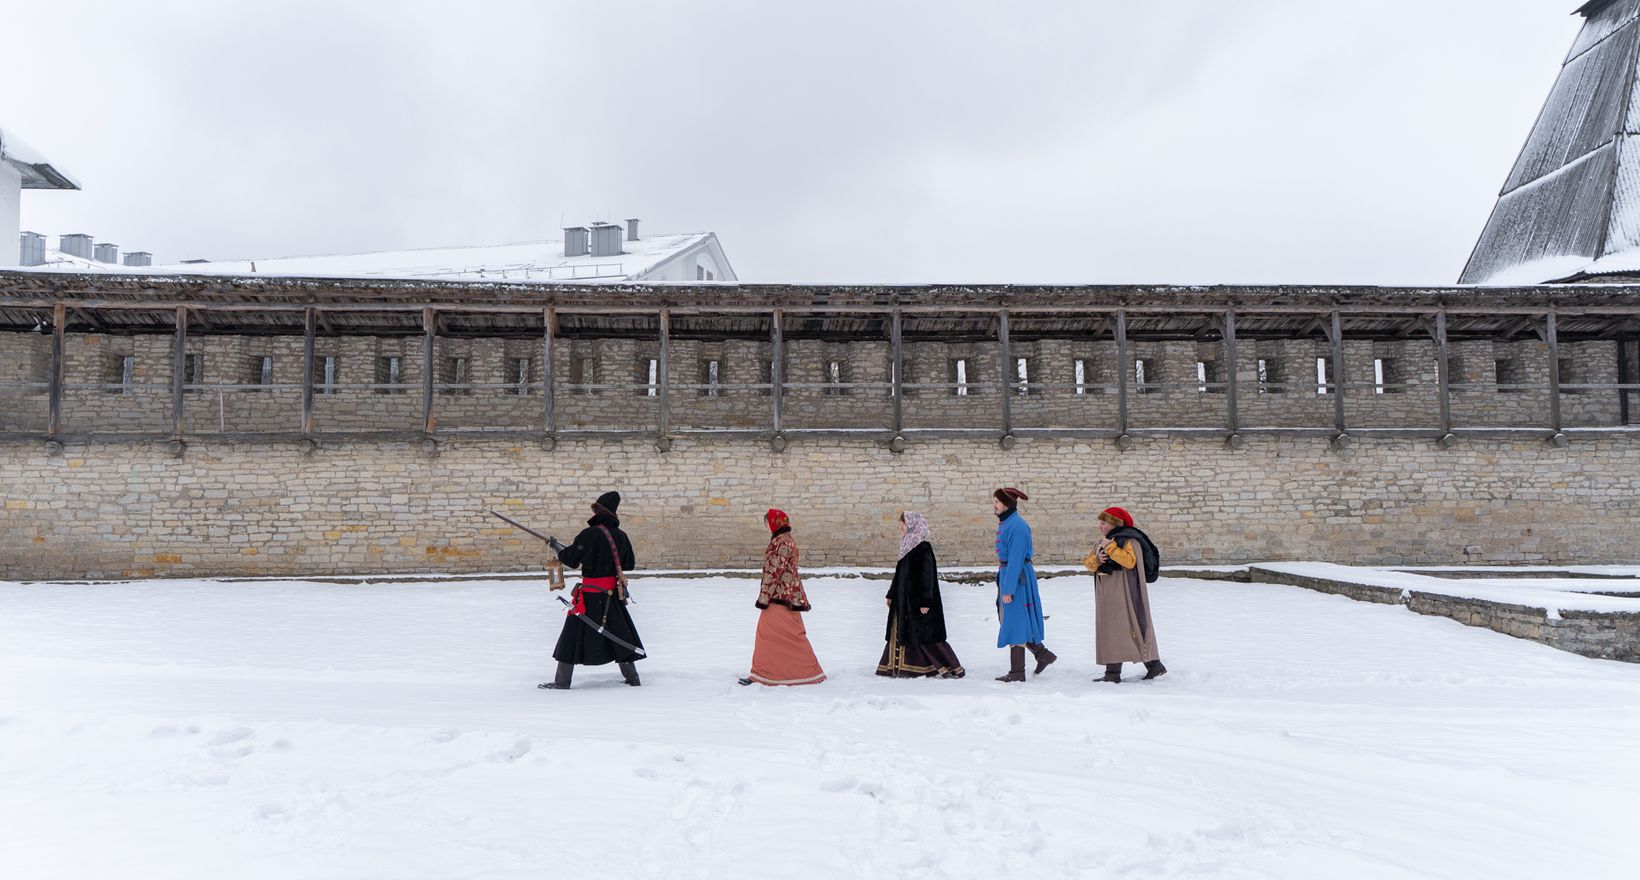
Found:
740,509 -> 826,686
1083,506 -> 1165,683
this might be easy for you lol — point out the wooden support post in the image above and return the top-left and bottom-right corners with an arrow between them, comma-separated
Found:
890,309 -> 904,435
301,308 -> 316,436
170,306 -> 187,438
1435,311 -> 1452,436
1546,311 -> 1562,433
997,310 -> 1013,437
48,302 -> 65,439
658,308 -> 670,438
543,308 -> 556,435
771,309 -> 784,435
1330,311 -> 1346,434
1619,337 -> 1632,426
1115,310 -> 1130,435
422,307 -> 436,435
1224,310 -> 1239,434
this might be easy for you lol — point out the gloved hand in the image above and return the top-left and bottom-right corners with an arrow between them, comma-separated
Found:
547,536 -> 567,553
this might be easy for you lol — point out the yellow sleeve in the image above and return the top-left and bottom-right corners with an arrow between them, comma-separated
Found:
1107,540 -> 1138,570
1082,550 -> 1103,572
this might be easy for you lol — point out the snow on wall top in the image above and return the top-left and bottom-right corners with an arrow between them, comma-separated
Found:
17,232 -> 719,284
0,125 -> 80,190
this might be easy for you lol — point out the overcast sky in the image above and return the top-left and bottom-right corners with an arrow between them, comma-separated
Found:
0,0 -> 1585,285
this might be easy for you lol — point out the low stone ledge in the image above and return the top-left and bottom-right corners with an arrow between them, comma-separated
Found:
1249,565 -> 1640,663
1246,566 -> 1404,604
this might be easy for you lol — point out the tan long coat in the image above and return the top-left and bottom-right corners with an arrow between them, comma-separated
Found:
1083,539 -> 1160,664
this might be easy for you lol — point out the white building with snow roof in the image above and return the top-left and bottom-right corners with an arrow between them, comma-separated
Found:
19,217 -> 736,285
0,125 -> 80,267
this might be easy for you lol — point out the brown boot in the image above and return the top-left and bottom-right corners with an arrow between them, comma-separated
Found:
1142,660 -> 1167,680
995,646 -> 1027,682
1026,643 -> 1057,675
1095,664 -> 1122,683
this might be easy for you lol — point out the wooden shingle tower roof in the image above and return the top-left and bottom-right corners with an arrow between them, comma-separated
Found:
1461,0 -> 1640,284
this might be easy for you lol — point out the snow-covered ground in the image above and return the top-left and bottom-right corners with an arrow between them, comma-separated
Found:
2,573 -> 1637,879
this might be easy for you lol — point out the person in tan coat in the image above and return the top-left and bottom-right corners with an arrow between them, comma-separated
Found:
1082,506 -> 1166,683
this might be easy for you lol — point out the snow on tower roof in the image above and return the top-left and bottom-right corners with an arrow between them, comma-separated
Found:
0,125 -> 80,190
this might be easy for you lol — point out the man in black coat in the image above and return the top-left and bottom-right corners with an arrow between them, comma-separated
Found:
539,491 -> 645,690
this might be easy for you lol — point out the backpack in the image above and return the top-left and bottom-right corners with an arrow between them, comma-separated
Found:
1112,526 -> 1161,583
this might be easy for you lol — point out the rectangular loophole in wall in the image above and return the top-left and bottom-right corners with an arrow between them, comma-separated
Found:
315,355 -> 338,395
1495,358 -> 1525,393
1134,358 -> 1153,394
375,356 -> 404,394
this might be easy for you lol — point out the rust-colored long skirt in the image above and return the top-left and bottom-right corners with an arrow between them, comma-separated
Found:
747,604 -> 827,686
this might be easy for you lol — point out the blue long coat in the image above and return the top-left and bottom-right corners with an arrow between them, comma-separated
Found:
995,510 -> 1046,647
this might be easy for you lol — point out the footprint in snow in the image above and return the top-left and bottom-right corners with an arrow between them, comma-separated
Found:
206,726 -> 255,746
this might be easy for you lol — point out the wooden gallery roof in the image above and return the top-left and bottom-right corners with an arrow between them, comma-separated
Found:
1,271 -> 1638,343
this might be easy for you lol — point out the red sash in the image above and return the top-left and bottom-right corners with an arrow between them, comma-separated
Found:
569,577 -> 619,615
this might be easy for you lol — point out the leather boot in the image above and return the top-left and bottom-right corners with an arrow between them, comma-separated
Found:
618,661 -> 642,686
538,662 -> 574,690
995,646 -> 1027,682
1026,642 -> 1058,675
1095,664 -> 1122,683
1143,660 -> 1167,680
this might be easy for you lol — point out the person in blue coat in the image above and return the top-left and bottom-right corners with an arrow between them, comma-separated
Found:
992,487 -> 1057,682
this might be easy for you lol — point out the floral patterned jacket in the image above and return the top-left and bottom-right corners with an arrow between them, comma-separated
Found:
757,531 -> 812,611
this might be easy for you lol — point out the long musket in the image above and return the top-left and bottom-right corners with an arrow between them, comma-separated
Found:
490,510 -> 566,591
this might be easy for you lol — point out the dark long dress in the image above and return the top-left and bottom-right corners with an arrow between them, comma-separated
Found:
876,541 -> 965,678
552,513 -> 646,666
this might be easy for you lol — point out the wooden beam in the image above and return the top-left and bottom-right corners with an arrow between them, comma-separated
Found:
658,308 -> 670,439
891,309 -> 904,435
1115,310 -> 1130,435
48,302 -> 64,439
302,308 -> 316,436
1435,311 -> 1452,435
771,309 -> 784,434
71,306 -> 106,333
422,307 -> 436,434
1546,311 -> 1562,433
543,308 -> 556,435
171,306 -> 187,438
1330,311 -> 1346,433
1396,316 -> 1435,339
1619,337 -> 1632,426
1224,310 -> 1239,434
5,297 -> 1640,322
998,310 -> 1013,437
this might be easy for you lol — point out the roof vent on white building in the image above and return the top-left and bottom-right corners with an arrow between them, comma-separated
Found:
60,233 -> 93,260
18,231 -> 45,266
94,243 -> 119,264
590,223 -> 623,258
123,251 -> 152,267
625,218 -> 640,242
564,226 -> 589,258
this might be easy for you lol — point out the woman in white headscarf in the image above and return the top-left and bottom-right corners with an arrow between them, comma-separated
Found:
876,511 -> 965,678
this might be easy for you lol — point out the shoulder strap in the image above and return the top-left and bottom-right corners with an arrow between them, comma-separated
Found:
600,521 -> 629,603
596,524 -> 619,580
